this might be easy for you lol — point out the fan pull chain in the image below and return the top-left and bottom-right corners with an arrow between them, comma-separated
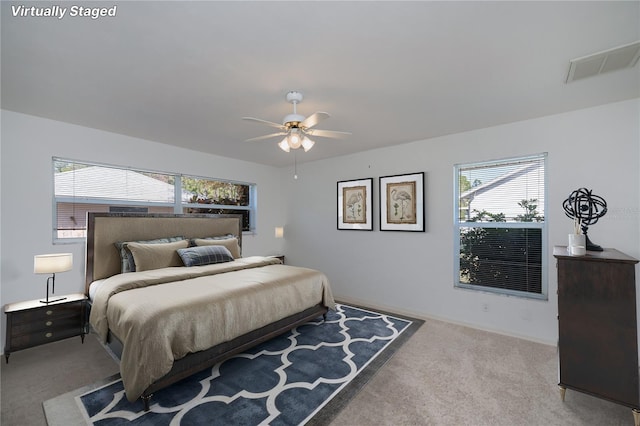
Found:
294,152 -> 298,180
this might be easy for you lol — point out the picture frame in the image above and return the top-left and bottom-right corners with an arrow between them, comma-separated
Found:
379,172 -> 425,232
337,178 -> 373,230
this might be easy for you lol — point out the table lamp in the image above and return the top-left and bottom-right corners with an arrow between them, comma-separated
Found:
34,253 -> 73,304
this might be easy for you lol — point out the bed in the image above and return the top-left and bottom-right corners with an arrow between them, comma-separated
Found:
85,213 -> 335,410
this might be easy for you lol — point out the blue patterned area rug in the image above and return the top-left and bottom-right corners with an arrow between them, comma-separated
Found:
44,304 -> 422,426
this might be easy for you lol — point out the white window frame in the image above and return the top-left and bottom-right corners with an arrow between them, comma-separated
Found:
453,153 -> 548,300
53,157 -> 256,243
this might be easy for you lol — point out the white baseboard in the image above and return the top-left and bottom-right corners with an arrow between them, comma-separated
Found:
335,294 -> 557,347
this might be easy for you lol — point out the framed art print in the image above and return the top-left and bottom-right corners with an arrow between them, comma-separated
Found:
337,178 -> 373,230
379,172 -> 425,232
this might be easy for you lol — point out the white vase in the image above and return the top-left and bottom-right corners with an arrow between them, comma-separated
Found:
568,233 -> 586,256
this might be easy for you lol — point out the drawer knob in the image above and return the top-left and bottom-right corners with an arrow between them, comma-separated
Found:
45,332 -> 53,338
46,310 -> 53,316
45,321 -> 53,327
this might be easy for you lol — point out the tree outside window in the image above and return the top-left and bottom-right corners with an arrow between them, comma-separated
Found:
454,154 -> 547,299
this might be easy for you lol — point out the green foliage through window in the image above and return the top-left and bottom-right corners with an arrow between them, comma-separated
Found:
53,158 -> 255,240
454,154 -> 547,299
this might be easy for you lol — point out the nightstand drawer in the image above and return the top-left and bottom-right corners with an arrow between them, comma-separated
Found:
11,315 -> 83,337
10,326 -> 82,349
9,301 -> 83,324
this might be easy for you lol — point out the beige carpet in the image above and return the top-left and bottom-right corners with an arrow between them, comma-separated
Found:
331,318 -> 633,425
1,334 -> 119,426
1,316 -> 634,426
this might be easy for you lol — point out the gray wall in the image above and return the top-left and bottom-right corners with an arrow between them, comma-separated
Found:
1,99 -> 638,350
280,99 -> 640,345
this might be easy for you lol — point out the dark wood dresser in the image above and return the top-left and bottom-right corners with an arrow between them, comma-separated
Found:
4,293 -> 87,362
554,246 -> 639,424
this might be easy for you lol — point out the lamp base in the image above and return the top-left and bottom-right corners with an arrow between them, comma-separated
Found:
40,296 -> 66,304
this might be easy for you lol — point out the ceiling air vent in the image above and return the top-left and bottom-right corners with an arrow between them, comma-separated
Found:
566,41 -> 640,83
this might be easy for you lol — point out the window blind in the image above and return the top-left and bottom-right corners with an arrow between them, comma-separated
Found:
454,153 -> 547,299
53,158 -> 256,241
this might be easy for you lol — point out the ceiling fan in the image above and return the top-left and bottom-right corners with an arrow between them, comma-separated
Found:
242,91 -> 351,152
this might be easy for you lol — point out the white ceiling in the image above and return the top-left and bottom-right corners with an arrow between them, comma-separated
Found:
2,1 -> 639,168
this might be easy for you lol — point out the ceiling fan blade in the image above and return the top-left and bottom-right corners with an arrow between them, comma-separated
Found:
245,132 -> 287,142
300,112 -> 330,130
306,129 -> 352,139
242,117 -> 286,130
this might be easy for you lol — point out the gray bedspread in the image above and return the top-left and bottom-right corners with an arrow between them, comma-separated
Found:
89,256 -> 335,401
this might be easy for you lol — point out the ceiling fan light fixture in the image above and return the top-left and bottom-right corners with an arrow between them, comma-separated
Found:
243,90 -> 350,154
301,136 -> 315,152
288,129 -> 302,149
278,138 -> 290,152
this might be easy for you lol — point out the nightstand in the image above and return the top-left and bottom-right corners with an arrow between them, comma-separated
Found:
4,293 -> 87,363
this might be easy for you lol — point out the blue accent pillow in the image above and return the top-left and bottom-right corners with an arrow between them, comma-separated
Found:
177,245 -> 234,267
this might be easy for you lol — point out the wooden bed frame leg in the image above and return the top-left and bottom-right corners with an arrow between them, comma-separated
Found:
141,394 -> 152,411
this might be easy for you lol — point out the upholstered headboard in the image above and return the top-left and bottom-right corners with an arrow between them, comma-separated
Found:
85,213 -> 243,294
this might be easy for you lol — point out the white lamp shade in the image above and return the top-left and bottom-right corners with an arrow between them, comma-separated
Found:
275,227 -> 284,238
34,253 -> 73,274
301,137 -> 315,152
278,138 -> 291,152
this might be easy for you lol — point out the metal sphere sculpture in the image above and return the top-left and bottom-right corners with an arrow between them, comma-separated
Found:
562,188 -> 607,251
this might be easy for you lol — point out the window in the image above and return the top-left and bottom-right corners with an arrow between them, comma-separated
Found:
53,158 -> 255,242
453,153 -> 547,299
181,175 -> 253,231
